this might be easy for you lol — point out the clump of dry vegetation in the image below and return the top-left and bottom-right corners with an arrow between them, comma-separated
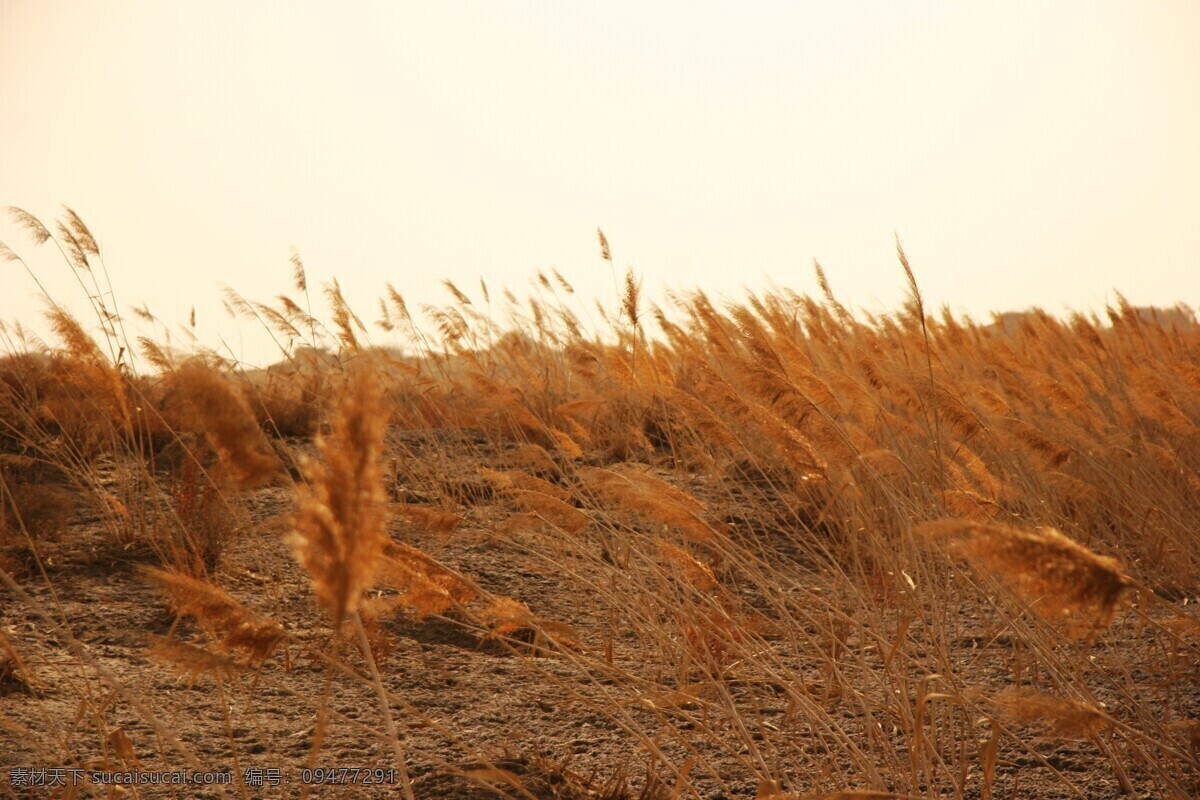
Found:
289,367 -> 391,629
1,211 -> 1198,798
918,520 -> 1135,638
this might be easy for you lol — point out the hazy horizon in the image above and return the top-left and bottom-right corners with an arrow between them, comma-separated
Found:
3,0 -> 1198,365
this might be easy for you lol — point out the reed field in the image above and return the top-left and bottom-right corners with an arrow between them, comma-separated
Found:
1,209 -> 1198,798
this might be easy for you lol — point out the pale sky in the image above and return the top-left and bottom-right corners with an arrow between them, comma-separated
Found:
2,1 -> 1198,364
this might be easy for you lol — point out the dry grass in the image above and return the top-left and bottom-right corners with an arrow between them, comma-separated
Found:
142,565 -> 286,667
163,359 -> 281,488
918,519 -> 1134,638
993,688 -> 1113,740
1,211 -> 1199,798
289,367 -> 391,627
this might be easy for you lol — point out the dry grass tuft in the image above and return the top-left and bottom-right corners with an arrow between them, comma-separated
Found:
168,457 -> 238,573
994,688 -> 1113,739
390,503 -> 464,535
142,566 -> 285,666
32,307 -> 133,451
0,628 -> 38,693
507,489 -> 590,535
479,596 -> 581,650
579,465 -> 717,542
453,747 -> 670,800
165,360 -> 280,488
919,519 -> 1134,636
147,637 -> 249,683
376,540 -> 478,617
6,215 -> 1200,796
1165,720 -> 1200,759
1,480 -> 75,538
289,369 -> 390,626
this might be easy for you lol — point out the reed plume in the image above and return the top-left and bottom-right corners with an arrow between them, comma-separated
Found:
479,467 -> 571,501
289,369 -> 390,627
376,540 -> 477,617
43,305 -> 131,434
597,227 -> 611,262
919,519 -> 1133,636
6,207 -> 52,245
142,566 -> 285,666
147,638 -> 248,683
659,541 -> 718,591
166,359 -> 280,487
994,688 -> 1112,739
479,596 -> 580,650
623,269 -> 640,329
508,489 -> 590,535
579,465 -> 718,542
390,503 -> 464,535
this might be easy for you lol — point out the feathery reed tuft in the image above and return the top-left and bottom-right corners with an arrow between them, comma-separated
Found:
147,637 -> 249,683
994,688 -> 1112,739
166,360 -> 280,488
376,540 -> 477,617
142,566 -> 285,666
579,465 -> 718,542
919,519 -> 1133,636
479,596 -> 581,650
289,369 -> 390,626
391,503 -> 464,535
